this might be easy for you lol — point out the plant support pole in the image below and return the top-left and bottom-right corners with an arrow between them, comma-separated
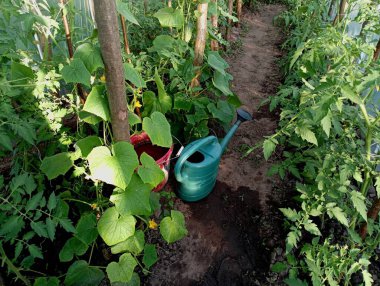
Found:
191,3 -> 208,88
60,0 -> 87,104
60,0 -> 74,58
120,15 -> 131,58
210,0 -> 219,51
333,0 -> 347,25
225,0 -> 234,41
94,0 -> 130,142
144,0 -> 148,14
236,0 -> 242,28
374,38 -> 380,61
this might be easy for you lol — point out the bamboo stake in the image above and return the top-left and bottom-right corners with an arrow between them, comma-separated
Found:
373,38 -> 380,61
210,0 -> 219,51
120,15 -> 131,57
144,0 -> 148,14
94,0 -> 130,142
225,0 -> 234,42
191,3 -> 208,88
60,0 -> 74,58
360,198 -> 380,240
59,0 -> 87,104
333,0 -> 347,25
236,0 -> 242,28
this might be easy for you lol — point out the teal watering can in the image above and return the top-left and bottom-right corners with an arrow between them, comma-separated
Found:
174,108 -> 253,202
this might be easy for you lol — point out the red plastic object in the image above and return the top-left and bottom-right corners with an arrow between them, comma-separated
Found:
130,132 -> 173,192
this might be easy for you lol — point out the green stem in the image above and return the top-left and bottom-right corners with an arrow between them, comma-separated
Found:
359,104 -> 371,128
350,104 -> 374,230
132,253 -> 151,273
88,242 -> 95,265
135,215 -> 148,224
62,198 -> 92,206
0,244 -> 31,286
0,197 -> 33,223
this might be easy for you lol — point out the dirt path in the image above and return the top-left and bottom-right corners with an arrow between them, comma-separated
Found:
146,5 -> 286,286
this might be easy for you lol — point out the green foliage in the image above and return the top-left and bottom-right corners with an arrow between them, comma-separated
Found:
142,112 -> 173,147
159,210 -> 188,243
106,253 -> 138,284
83,85 -> 111,122
154,8 -> 185,28
110,175 -> 153,216
137,153 -> 165,187
0,0 -> 244,283
40,153 -> 74,180
98,207 -> 136,246
266,0 -> 380,284
87,142 -> 139,189
74,43 -> 104,74
64,260 -> 105,286
117,0 -> 140,26
61,59 -> 92,87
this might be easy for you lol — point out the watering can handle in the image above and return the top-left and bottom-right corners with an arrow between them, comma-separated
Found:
175,136 -> 217,182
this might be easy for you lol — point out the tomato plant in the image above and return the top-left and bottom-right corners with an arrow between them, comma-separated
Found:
262,0 -> 380,285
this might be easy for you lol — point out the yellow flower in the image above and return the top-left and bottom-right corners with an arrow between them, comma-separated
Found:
100,75 -> 106,82
134,100 -> 142,108
91,203 -> 97,210
148,219 -> 158,230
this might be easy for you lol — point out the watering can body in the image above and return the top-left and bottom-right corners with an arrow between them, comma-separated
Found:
174,108 -> 253,202
174,136 -> 222,202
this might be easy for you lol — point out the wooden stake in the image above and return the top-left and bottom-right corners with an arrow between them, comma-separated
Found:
359,198 -> 380,240
191,3 -> 208,88
120,14 -> 131,57
225,0 -> 234,42
333,0 -> 347,25
60,0 -> 87,104
144,0 -> 148,14
60,0 -> 74,58
210,0 -> 219,51
236,0 -> 242,28
374,38 -> 380,61
94,0 -> 130,142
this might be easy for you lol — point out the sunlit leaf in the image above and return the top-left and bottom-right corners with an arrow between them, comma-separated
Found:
83,85 -> 110,122
116,0 -> 139,26
98,207 -> 136,246
154,8 -> 184,28
87,142 -> 139,189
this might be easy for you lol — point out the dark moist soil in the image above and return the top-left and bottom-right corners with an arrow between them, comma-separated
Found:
145,4 -> 292,286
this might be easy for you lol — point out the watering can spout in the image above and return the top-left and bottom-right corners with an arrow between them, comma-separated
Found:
220,108 -> 253,153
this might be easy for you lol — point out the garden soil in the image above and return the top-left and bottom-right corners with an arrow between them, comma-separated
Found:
145,4 -> 290,286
